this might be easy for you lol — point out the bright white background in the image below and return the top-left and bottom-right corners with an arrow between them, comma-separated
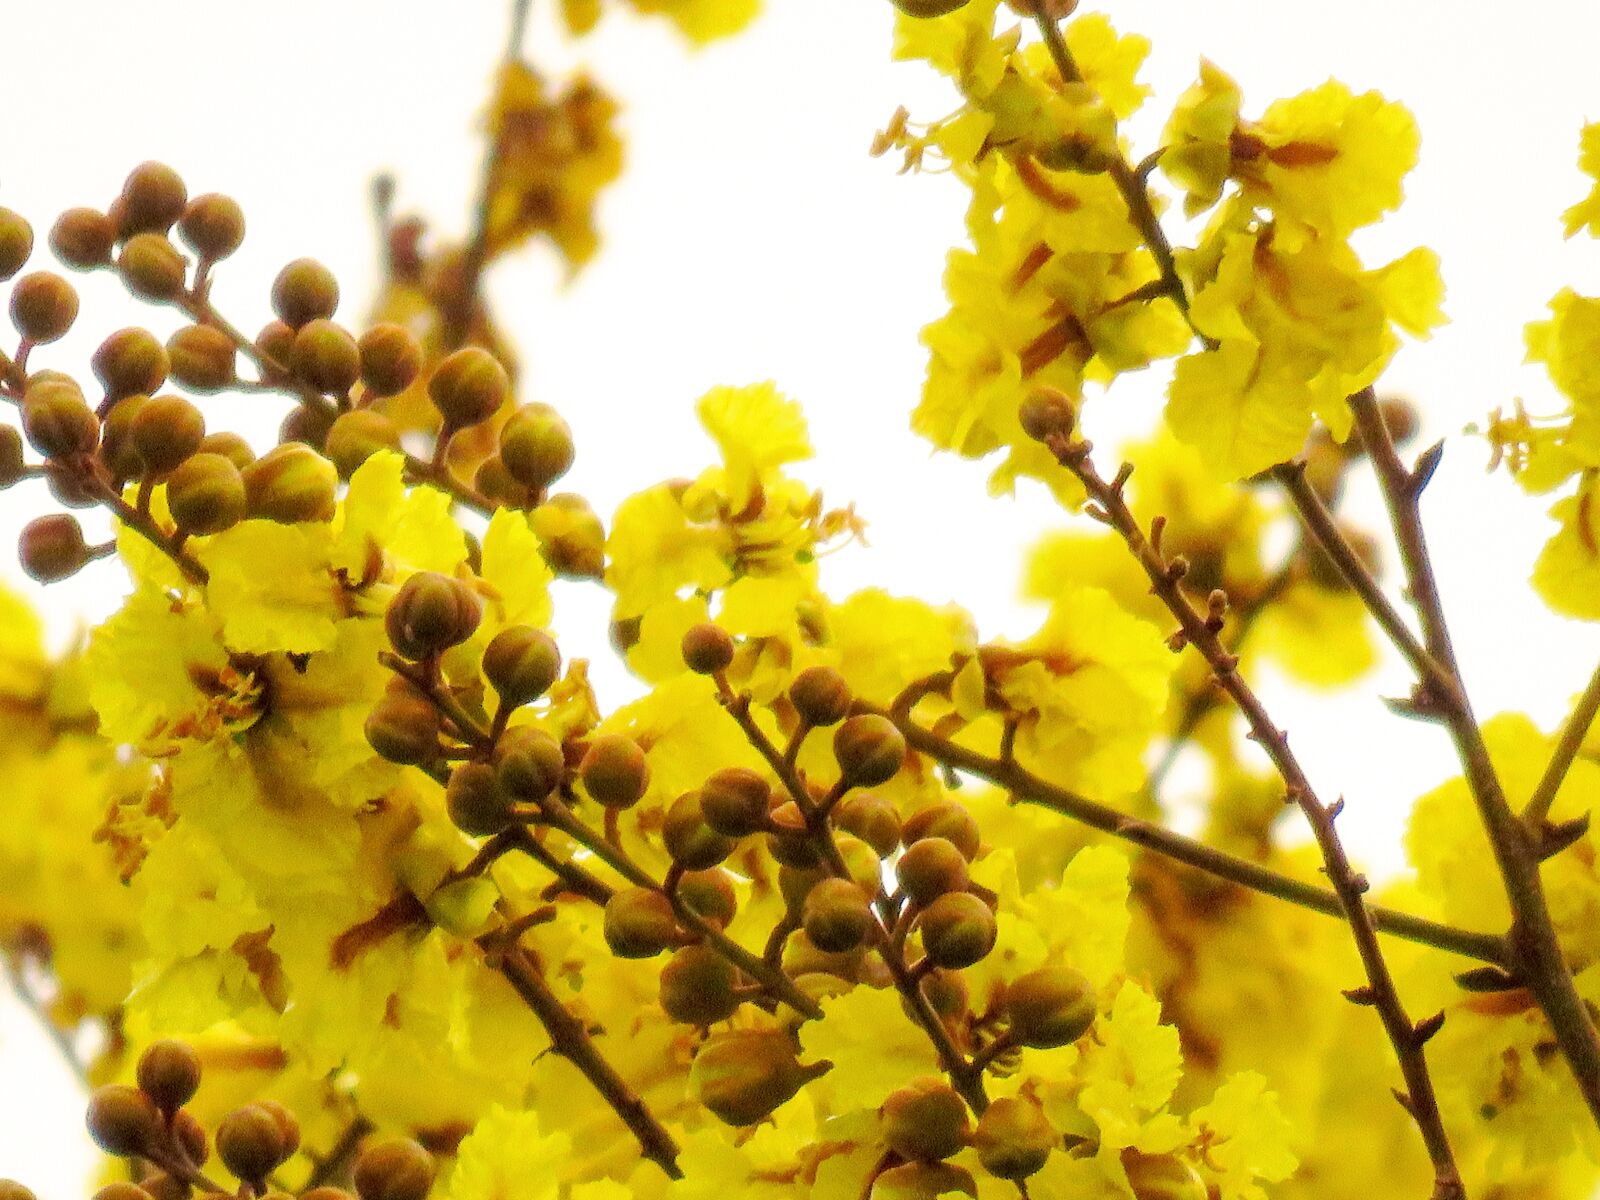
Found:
4,0 -> 1600,1191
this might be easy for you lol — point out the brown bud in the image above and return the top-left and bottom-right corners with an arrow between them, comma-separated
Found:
199,430 -> 256,471
580,733 -> 650,809
531,492 -> 604,579
472,455 -> 533,509
896,837 -> 969,905
166,324 -> 236,391
681,622 -> 735,675
130,394 -> 205,475
833,714 -> 906,786
85,1084 -> 161,1157
136,1039 -> 201,1113
172,1107 -> 209,1165
659,944 -> 741,1025
93,328 -> 169,399
789,665 -> 851,727
662,790 -> 738,869
1377,396 -> 1420,447
678,868 -> 739,927
1122,1152 -> 1207,1200
1018,387 -> 1075,443
778,864 -> 829,914
972,1097 -> 1056,1180
918,891 -> 996,969
691,1029 -> 820,1126
365,691 -> 441,766
603,887 -> 680,958
0,426 -> 25,488
242,443 -> 338,523
766,801 -> 824,869
177,194 -> 245,261
271,258 -> 339,328
494,726 -> 566,799
0,207 -> 33,280
699,767 -> 772,838
99,395 -> 147,480
385,571 -> 482,659
216,1105 -> 290,1183
357,323 -> 423,397
117,234 -> 188,301
1004,966 -> 1097,1048
255,319 -> 297,367
429,347 -> 509,429
352,1140 -> 435,1200
279,402 -> 335,450
291,318 -> 362,394
879,1078 -> 970,1162
89,1186 -> 150,1200
499,402 -> 574,491
50,208 -> 114,271
919,968 -> 970,1023
326,409 -> 401,478
10,271 -> 78,343
118,163 -> 188,237
834,793 -> 901,857
802,877 -> 874,953
447,761 -> 515,837
0,1186 -> 40,1200
22,377 -> 98,458
483,625 -> 561,708
902,801 -> 980,860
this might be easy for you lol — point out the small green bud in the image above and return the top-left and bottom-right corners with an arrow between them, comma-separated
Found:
972,1097 -> 1056,1181
85,1084 -> 161,1157
353,1140 -> 435,1200
896,837 -> 968,905
473,454 -> 534,510
902,801 -> 980,859
166,323 -> 237,391
216,1105 -> 292,1183
918,891 -> 996,969
99,395 -> 147,480
691,1030 -> 822,1126
833,714 -> 905,786
325,409 -> 401,478
177,193 -> 245,261
789,665 -> 851,727
482,625 -> 561,708
494,726 -> 566,799
1018,386 -> 1075,443
603,887 -> 681,958
1003,966 -> 1097,1049
242,443 -> 339,523
681,622 -> 735,674
255,319 -> 297,367
499,402 -> 574,491
0,426 -> 25,487
802,877 -> 875,953
130,393 -> 205,475
49,207 -> 114,271
659,944 -> 740,1025
580,733 -> 650,809
834,792 -> 901,857
766,801 -> 824,869
677,868 -> 738,927
118,162 -> 188,237
879,1077 -> 970,1162
10,271 -> 78,343
699,767 -> 772,838
93,328 -> 169,399
662,790 -> 738,870
531,492 -> 605,579
446,761 -> 515,837
0,207 -> 33,279
199,430 -> 256,470
429,346 -> 509,429
357,323 -> 423,397
22,377 -> 98,458
385,571 -> 482,659
291,318 -> 362,394
117,233 -> 188,301
271,258 -> 339,328
364,691 -> 441,766
135,1040 -> 201,1114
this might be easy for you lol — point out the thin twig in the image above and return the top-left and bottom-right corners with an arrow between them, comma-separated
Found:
1523,657 -> 1600,829
302,1116 -> 375,1190
2,952 -> 90,1089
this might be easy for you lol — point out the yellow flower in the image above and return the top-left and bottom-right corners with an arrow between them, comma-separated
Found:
447,1105 -> 573,1200
697,382 -> 812,514
1563,122 -> 1600,239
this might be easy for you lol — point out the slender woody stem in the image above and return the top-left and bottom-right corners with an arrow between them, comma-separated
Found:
1523,657 -> 1600,829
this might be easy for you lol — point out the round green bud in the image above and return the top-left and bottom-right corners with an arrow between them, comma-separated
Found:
662,790 -> 738,870
1003,966 -> 1097,1049
691,1030 -> 820,1127
352,1139 -> 435,1200
499,402 -> 574,491
919,891 -> 997,969
216,1104 -> 289,1183
681,622 -> 735,675
1123,1152 -> 1207,1200
879,1077 -> 970,1162
280,401 -> 336,450
177,193 -> 245,261
99,395 -> 147,480
0,207 -> 33,280
325,409 -> 401,478
494,726 -> 566,799
531,491 -> 605,579
699,767 -> 772,838
255,1099 -> 302,1160
896,837 -> 970,906
364,691 -> 441,766
22,377 -> 97,458
429,346 -> 509,429
482,625 -> 561,708
778,864 -> 829,914
766,801 -> 824,869
902,802 -> 980,860
0,426 -> 25,488
890,0 -> 970,14
833,714 -> 906,786
117,233 -> 187,301
918,968 -> 970,1023
677,868 -> 738,928
118,162 -> 188,237
9,271 -> 78,343
242,443 -> 339,522
85,1084 -> 161,1157
659,944 -> 741,1025
472,454 -> 533,509
357,323 -> 423,397
255,318 -> 297,367
385,571 -> 482,659
1018,387 -> 1075,443
789,665 -> 851,727
447,761 -> 515,837
135,1039 -> 201,1114
20,514 -> 93,582
199,430 -> 255,470
93,328 -> 169,400
130,393 -> 205,475
166,323 -> 236,392
834,792 -> 901,857
802,877 -> 875,953
50,207 -> 114,271
291,318 -> 362,395
271,258 -> 339,328
603,887 -> 680,958
972,1097 -> 1056,1180
579,733 -> 650,809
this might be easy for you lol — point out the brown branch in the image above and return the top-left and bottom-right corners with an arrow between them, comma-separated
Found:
302,1116 -> 375,1190
1523,656 -> 1600,829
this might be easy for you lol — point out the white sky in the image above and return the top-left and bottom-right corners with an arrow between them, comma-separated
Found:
5,0 -> 1600,1191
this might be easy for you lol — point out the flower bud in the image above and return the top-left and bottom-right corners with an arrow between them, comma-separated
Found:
659,944 -> 741,1025
663,790 -> 738,869
166,324 -> 237,392
98,395 -> 147,480
482,625 -> 561,708
836,833 -> 885,894
357,323 -> 423,397
385,571 -> 482,659
472,454 -> 533,509
778,864 -> 829,914
0,207 -> 32,279
699,767 -> 772,838
873,1163 -> 977,1200
499,402 -> 574,491
1122,1152 -> 1207,1200
172,1107 -> 209,1164
603,887 -> 680,958
902,802 -> 980,859
1377,396 -> 1420,447
117,234 -> 187,301
691,1030 -> 821,1126
834,793 -> 901,857
1003,966 -> 1096,1049
579,733 -> 650,809
531,492 -> 605,578
918,891 -> 996,969
94,328 -> 169,399
766,801 -> 823,869
216,1104 -> 291,1183
802,877 -> 874,953
135,1039 -> 201,1114
256,319 -> 297,367
789,665 -> 851,727
447,761 -> 515,837
22,378 -> 98,458
243,443 -> 339,523
199,430 -> 255,470
271,258 -> 339,328
88,1185 -> 148,1200
364,691 -> 441,766
891,0 -> 971,14
494,726 -> 565,799
1018,387 -> 1075,443
281,402 -> 336,450
833,714 -> 905,786
896,837 -> 969,905
972,1097 -> 1056,1180
325,409 -> 400,478
292,318 -> 362,394
0,426 -> 25,488
880,1078 -> 970,1161
86,1085 -> 161,1157
10,271 -> 78,343
429,347 -> 509,429
50,207 -> 113,270
118,162 -> 187,237
678,868 -> 738,927
352,1139 -> 435,1200
918,968 -> 970,1023
178,194 -> 245,261
681,622 -> 734,675
131,394 -> 205,475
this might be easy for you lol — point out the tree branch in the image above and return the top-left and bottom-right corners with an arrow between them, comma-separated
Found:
1523,656 -> 1600,829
